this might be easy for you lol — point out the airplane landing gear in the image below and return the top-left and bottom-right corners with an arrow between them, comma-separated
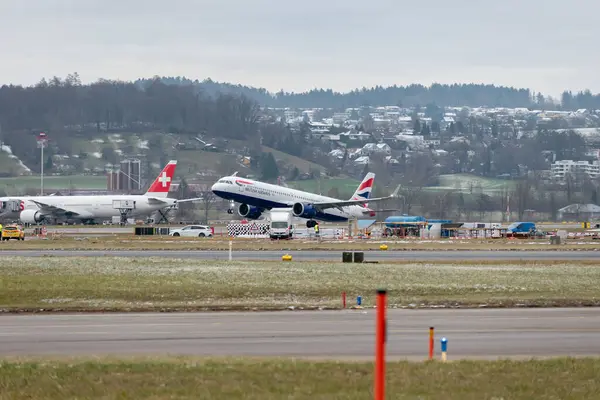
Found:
306,220 -> 317,228
227,200 -> 235,214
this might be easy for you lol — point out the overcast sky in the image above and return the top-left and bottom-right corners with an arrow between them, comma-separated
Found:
1,0 -> 598,97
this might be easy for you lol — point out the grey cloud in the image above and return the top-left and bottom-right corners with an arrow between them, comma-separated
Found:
0,0 -> 598,97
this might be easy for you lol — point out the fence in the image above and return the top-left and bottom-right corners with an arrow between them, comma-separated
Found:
227,222 -> 271,238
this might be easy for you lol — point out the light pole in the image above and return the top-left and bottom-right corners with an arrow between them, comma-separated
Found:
37,132 -> 47,195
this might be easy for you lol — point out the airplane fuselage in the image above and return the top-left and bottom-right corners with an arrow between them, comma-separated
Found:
1,195 -> 177,222
211,177 -> 373,222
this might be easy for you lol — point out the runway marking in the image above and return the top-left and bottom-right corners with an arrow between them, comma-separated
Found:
2,328 -> 600,337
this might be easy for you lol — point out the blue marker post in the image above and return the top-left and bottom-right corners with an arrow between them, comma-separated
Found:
357,296 -> 362,306
441,337 -> 448,362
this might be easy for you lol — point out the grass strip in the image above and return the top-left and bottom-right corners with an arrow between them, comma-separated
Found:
0,357 -> 599,400
2,258 -> 600,312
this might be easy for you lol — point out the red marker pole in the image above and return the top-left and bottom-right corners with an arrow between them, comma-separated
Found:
374,289 -> 387,400
429,327 -> 434,360
342,292 -> 346,308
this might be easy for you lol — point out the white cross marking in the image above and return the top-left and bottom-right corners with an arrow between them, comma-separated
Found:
158,171 -> 171,187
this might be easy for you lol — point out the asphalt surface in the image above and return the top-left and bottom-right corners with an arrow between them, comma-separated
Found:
0,249 -> 599,260
1,308 -> 600,359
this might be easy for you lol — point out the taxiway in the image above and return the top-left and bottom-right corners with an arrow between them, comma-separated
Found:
1,308 -> 599,359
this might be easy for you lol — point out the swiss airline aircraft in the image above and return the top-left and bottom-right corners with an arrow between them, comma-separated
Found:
211,172 -> 399,227
0,160 -> 198,224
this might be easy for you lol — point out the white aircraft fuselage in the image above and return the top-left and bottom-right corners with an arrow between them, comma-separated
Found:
15,195 -> 177,221
0,160 -> 189,224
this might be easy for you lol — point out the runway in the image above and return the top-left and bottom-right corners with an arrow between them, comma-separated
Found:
1,308 -> 600,359
0,249 -> 599,260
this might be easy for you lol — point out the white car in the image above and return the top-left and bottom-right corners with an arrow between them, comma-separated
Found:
169,225 -> 213,238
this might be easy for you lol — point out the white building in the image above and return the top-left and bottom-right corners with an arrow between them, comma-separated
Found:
551,160 -> 600,180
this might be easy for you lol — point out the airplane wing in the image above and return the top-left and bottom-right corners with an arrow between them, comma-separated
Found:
29,200 -> 81,216
175,197 -> 204,203
361,208 -> 401,214
307,185 -> 401,211
146,197 -> 171,205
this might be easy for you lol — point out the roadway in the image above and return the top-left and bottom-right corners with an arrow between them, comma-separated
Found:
0,249 -> 599,260
1,308 -> 600,359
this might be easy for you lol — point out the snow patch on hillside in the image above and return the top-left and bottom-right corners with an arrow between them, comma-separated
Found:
1,145 -> 32,173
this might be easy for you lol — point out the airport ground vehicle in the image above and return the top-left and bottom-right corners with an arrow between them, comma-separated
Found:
1,224 -> 25,241
169,225 -> 213,237
269,209 -> 294,239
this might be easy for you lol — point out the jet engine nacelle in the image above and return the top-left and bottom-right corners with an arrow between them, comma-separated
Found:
237,203 -> 263,220
20,209 -> 44,224
292,202 -> 317,218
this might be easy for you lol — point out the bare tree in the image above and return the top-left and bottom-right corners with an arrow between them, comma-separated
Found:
513,178 -> 533,220
434,190 -> 454,219
196,185 -> 216,224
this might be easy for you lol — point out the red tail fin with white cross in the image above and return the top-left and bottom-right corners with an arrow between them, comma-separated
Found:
144,160 -> 177,198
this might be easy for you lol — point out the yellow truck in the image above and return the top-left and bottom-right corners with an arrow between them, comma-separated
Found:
1,224 -> 25,241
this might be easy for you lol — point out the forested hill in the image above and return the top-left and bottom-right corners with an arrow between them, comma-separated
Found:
135,76 -> 600,110
134,77 -> 533,108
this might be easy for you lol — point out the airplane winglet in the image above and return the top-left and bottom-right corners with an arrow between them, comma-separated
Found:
391,185 -> 401,198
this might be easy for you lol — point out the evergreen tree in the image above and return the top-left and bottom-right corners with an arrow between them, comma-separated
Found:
413,119 -> 421,133
260,152 -> 279,181
45,155 -> 53,172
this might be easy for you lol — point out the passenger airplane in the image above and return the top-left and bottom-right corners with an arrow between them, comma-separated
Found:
211,172 -> 399,228
0,160 -> 198,224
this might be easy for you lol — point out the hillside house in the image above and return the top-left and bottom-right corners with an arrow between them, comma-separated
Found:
361,143 -> 392,155
354,156 -> 370,165
339,130 -> 371,141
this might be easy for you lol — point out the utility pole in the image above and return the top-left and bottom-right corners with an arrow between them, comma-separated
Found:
37,132 -> 48,195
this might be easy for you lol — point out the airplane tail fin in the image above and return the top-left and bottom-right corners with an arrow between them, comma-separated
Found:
350,172 -> 375,206
144,160 -> 177,198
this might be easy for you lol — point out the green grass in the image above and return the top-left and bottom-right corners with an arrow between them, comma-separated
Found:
0,175 -> 107,191
2,258 -> 600,312
430,173 -> 516,194
260,145 -> 328,174
177,148 -> 238,174
0,357 -> 598,399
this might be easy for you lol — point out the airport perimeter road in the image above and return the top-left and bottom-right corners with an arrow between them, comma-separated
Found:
1,308 -> 600,359
0,249 -> 599,261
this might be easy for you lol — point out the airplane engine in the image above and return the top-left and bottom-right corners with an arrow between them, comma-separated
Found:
237,203 -> 263,220
292,202 -> 317,219
20,209 -> 44,224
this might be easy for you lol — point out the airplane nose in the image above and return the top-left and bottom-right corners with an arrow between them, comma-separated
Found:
211,182 -> 218,192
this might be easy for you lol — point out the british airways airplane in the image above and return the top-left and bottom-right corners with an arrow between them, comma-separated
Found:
211,172 -> 400,228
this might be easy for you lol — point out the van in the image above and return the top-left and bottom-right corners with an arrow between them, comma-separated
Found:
269,209 -> 294,239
